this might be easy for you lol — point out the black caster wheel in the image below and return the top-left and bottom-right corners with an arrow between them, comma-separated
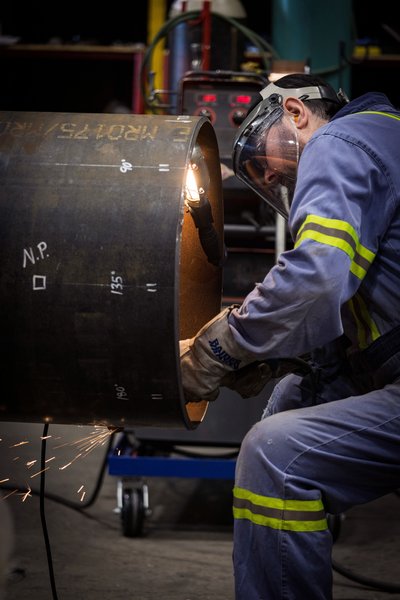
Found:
121,487 -> 145,537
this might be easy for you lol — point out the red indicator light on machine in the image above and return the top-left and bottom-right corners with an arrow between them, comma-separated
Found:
200,94 -> 217,103
235,95 -> 252,104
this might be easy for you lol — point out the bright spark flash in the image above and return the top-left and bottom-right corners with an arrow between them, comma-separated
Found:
2,489 -> 17,500
2,426 -> 117,505
77,484 -> 86,502
59,452 -> 83,470
30,467 -> 50,479
59,462 -> 72,470
19,486 -> 32,502
54,426 -> 115,459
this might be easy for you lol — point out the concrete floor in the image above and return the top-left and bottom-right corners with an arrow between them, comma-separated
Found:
1,421 -> 400,600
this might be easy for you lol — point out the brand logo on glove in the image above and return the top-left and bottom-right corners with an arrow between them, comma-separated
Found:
209,338 -> 241,370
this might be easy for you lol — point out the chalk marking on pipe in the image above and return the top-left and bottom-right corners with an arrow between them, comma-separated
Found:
165,117 -> 193,123
38,162 -> 177,171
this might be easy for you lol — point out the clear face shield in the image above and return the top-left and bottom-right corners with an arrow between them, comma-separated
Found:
232,94 -> 300,220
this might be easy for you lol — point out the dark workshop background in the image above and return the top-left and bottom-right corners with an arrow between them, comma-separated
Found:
1,3 -> 400,600
0,1 -> 399,113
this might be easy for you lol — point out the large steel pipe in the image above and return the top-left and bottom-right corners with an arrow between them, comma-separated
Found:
0,112 -> 224,429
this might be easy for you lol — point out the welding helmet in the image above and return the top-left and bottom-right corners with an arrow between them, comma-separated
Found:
232,81 -> 347,219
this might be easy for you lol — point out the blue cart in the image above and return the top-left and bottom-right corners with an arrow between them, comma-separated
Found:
108,428 -> 238,536
107,387 -> 270,536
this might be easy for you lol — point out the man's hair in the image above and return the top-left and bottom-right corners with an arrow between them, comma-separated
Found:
274,73 -> 346,119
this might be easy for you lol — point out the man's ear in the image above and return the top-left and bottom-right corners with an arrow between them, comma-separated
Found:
284,97 -> 307,128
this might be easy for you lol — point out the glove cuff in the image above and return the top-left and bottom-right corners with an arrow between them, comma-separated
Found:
190,305 -> 255,374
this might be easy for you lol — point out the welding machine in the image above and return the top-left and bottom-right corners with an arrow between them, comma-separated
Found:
179,70 -> 267,194
178,70 -> 284,302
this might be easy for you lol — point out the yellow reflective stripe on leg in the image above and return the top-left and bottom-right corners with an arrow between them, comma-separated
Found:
233,486 -> 328,532
295,215 -> 375,280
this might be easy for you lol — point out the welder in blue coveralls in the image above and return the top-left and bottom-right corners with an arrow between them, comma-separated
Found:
180,73 -> 400,599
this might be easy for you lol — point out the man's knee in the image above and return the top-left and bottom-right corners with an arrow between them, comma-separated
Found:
239,411 -> 300,473
262,373 -> 305,418
236,409 -> 325,500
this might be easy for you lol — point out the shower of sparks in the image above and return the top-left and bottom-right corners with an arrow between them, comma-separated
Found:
53,426 -> 115,456
1,425 -> 118,503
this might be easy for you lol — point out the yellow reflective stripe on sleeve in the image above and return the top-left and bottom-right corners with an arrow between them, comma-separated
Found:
233,486 -> 328,533
295,215 -> 375,280
348,294 -> 380,350
348,297 -> 367,349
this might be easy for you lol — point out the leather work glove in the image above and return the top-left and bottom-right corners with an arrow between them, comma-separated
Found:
220,361 -> 275,399
180,306 -> 312,403
179,305 -> 257,403
221,357 -> 312,399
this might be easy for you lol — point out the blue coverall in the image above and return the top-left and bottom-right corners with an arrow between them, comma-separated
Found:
228,92 -> 400,599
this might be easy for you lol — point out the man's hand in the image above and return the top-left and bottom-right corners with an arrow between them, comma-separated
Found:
179,306 -> 256,403
179,306 -> 312,403
221,358 -> 311,398
221,361 -> 274,399
179,338 -> 221,403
